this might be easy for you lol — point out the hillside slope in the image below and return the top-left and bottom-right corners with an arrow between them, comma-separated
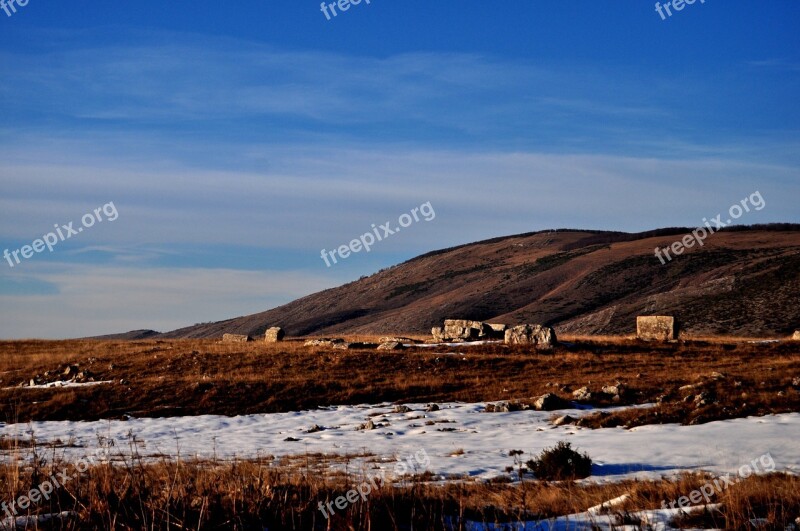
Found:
148,225 -> 800,339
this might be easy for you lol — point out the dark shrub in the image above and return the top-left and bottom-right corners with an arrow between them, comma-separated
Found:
526,441 -> 592,480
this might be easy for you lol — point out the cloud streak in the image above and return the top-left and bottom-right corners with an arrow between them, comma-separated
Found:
0,263 -> 338,338
1,31 -> 798,338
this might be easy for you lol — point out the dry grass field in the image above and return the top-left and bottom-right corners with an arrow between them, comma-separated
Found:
0,446 -> 798,530
2,336 -> 798,529
1,336 -> 798,425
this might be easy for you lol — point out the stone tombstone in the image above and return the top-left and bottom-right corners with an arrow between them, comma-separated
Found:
636,316 -> 676,341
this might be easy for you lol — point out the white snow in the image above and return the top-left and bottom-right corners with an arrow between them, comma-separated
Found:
4,380 -> 113,390
463,503 -> 714,530
0,402 -> 797,484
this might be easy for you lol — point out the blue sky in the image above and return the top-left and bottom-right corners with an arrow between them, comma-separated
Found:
1,1 -> 799,338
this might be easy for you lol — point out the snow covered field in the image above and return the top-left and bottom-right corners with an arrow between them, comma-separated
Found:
2,402 -> 797,484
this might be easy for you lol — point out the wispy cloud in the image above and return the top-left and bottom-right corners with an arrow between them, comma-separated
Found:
1,31 -> 799,338
0,33 -> 715,150
746,58 -> 800,72
0,263 -> 338,338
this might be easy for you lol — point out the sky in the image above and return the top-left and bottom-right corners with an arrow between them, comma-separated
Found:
1,1 -> 799,338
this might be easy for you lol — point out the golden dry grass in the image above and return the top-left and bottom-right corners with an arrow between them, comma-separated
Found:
0,337 -> 798,426
0,449 -> 797,530
0,337 -> 798,529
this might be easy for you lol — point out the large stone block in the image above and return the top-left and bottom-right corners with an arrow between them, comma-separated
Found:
443,319 -> 491,340
222,333 -> 251,343
264,327 -> 285,343
636,316 -> 676,341
503,324 -> 557,349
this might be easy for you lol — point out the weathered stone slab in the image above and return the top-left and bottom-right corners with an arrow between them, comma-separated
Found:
443,319 -> 491,340
264,327 -> 285,343
636,316 -> 676,341
222,333 -> 251,343
377,341 -> 405,351
304,338 -> 346,347
504,324 -> 557,349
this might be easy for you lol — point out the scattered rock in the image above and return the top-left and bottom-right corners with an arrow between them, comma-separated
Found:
306,424 -> 324,433
708,371 -> 727,380
532,393 -> 570,411
572,387 -> 593,401
377,341 -> 405,351
392,405 -> 411,413
303,338 -> 346,347
504,324 -> 557,349
264,327 -> 285,343
75,371 -> 92,381
602,384 -> 624,397
553,414 -> 577,426
485,402 -> 524,413
426,403 -> 440,412
332,342 -> 378,350
792,377 -> 800,388
694,392 -> 715,406
357,420 -> 376,430
284,437 -> 300,442
63,365 -> 79,376
792,330 -> 800,340
636,316 -> 676,341
379,336 -> 417,344
222,333 -> 251,343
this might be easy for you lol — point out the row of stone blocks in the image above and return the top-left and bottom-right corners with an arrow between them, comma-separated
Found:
431,319 -> 557,349
222,327 -> 285,343
220,318 -> 798,345
434,316 -> 676,344
635,316 -> 800,341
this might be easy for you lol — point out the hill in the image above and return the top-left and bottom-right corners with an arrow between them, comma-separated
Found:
147,224 -> 800,339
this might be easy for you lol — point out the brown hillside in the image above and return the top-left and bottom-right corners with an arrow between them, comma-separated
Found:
151,225 -> 800,339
